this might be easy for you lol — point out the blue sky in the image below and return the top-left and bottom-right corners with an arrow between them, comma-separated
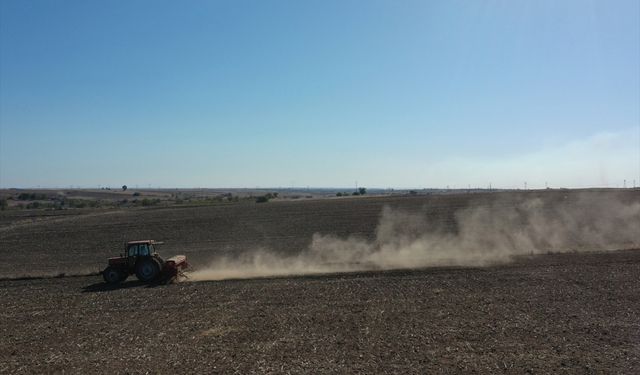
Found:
1,0 -> 639,189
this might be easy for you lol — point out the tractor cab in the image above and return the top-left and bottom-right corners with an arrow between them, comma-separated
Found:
125,240 -> 161,257
124,240 -> 162,269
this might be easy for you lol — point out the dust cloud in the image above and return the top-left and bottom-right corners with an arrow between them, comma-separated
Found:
188,193 -> 640,281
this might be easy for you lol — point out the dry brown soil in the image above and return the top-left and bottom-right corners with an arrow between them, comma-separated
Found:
1,190 -> 639,373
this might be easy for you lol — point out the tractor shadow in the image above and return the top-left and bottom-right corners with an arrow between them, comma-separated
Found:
82,280 -> 165,293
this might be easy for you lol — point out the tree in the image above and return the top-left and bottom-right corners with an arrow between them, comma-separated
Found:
358,187 -> 367,195
256,195 -> 270,203
122,185 -> 128,191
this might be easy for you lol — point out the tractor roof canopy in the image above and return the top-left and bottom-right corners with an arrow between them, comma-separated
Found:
126,240 -> 164,245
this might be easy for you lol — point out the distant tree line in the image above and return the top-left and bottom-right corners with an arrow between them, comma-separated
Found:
336,187 -> 367,197
17,192 -> 48,200
256,192 -> 279,203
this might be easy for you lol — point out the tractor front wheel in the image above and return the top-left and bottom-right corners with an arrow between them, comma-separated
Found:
135,258 -> 161,282
103,266 -> 125,284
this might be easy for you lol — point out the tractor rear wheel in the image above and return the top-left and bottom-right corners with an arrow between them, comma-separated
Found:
103,266 -> 125,284
135,258 -> 161,282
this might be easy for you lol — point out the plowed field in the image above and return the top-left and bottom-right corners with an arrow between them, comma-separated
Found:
1,190 -> 639,373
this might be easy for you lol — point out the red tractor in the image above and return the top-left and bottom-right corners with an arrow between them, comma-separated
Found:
102,240 -> 188,284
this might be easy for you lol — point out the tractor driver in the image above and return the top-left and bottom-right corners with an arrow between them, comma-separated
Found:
138,244 -> 150,256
